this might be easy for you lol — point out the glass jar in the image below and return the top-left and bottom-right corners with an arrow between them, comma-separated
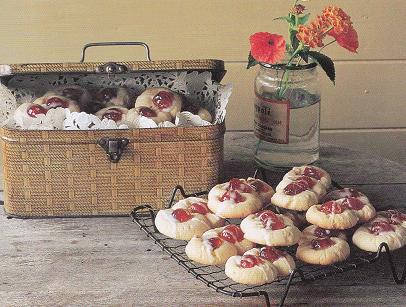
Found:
254,62 -> 320,168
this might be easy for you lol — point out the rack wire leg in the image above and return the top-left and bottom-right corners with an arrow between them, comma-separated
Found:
279,270 -> 298,307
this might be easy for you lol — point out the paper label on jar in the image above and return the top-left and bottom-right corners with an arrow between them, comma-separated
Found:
254,96 -> 290,144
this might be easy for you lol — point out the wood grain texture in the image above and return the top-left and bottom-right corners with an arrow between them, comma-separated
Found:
0,132 -> 405,306
0,0 -> 404,62
321,129 -> 406,166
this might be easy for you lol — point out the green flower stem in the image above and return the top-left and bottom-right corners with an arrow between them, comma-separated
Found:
319,39 -> 337,53
277,43 -> 304,99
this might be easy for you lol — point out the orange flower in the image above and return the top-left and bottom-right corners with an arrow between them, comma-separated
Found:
323,6 -> 359,53
249,32 -> 286,64
296,6 -> 359,53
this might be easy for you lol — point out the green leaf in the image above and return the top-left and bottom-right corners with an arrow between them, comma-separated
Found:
297,13 -> 310,25
299,46 -> 310,62
274,14 -> 296,26
308,51 -> 336,84
289,28 -> 300,50
247,52 -> 259,69
273,16 -> 291,22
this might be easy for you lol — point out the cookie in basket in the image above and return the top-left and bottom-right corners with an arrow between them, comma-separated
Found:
324,188 -> 376,222
171,197 -> 225,228
127,106 -> 172,124
299,225 -> 347,245
306,200 -> 359,230
296,237 -> 350,265
154,208 -> 212,240
246,177 -> 275,205
204,224 -> 255,255
208,178 -> 262,219
271,175 -> 324,211
225,254 -> 278,285
33,95 -> 81,112
95,106 -> 129,125
135,87 -> 183,119
283,165 -> 331,189
94,87 -> 132,109
352,219 -> 406,252
375,209 -> 406,228
14,102 -> 49,126
244,246 -> 296,277
181,98 -> 213,122
185,231 -> 238,265
240,210 -> 301,246
44,85 -> 91,110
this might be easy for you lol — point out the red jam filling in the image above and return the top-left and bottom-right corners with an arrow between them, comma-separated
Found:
325,188 -> 361,201
97,88 -> 117,102
311,237 -> 335,249
313,227 -> 340,238
342,197 -> 364,210
303,166 -> 323,180
240,255 -> 263,268
171,208 -> 192,222
46,97 -> 69,109
219,190 -> 245,203
345,188 -> 361,197
102,108 -> 123,122
208,237 -> 223,250
369,221 -> 394,235
138,107 -> 157,118
256,210 -> 286,230
259,246 -> 285,262
219,225 -> 244,243
248,179 -> 269,193
189,202 -> 209,215
61,87 -> 83,101
319,201 -> 347,214
27,105 -> 48,117
284,176 -> 315,196
152,91 -> 174,110
229,178 -> 254,193
383,210 -> 406,225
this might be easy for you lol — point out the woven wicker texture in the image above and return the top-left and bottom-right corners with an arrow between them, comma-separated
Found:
1,59 -> 224,76
1,124 -> 224,217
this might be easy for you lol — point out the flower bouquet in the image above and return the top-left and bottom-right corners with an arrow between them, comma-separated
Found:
249,0 -> 359,167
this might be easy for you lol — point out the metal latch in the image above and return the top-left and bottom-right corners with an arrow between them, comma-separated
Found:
97,138 -> 130,163
96,62 -> 128,74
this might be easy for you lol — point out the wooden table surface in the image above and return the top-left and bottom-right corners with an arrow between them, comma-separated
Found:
1,132 -> 406,306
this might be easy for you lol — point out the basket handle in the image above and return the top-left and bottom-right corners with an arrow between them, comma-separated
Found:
80,41 -> 152,63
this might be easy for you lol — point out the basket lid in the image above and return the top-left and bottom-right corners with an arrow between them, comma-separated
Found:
0,41 -> 226,81
0,59 -> 225,80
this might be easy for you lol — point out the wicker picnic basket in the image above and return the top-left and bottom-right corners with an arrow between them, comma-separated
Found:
0,42 -> 226,218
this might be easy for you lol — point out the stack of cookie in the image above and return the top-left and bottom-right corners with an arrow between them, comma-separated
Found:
154,166 -> 406,285
155,177 -> 301,285
14,85 -> 213,128
353,209 -> 406,252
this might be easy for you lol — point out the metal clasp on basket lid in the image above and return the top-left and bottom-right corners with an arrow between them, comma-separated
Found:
97,137 -> 129,163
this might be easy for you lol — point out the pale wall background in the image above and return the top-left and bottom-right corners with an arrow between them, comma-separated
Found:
0,0 -> 405,164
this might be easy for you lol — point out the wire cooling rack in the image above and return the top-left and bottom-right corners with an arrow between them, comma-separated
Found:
130,168 -> 406,306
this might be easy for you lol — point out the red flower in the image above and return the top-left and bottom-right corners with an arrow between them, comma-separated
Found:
250,32 -> 286,64
328,23 -> 359,53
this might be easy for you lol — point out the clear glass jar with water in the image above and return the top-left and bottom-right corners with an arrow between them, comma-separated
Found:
254,62 -> 320,168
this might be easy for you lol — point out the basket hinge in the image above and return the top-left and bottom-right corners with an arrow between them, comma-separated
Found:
97,138 -> 129,163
